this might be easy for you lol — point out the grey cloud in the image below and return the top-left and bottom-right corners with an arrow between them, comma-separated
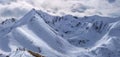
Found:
71,4 -> 91,13
0,7 -> 28,18
0,0 -> 17,4
0,0 -> 33,19
108,0 -> 116,3
0,0 -> 120,19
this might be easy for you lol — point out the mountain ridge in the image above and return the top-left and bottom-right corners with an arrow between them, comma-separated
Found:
0,9 -> 120,57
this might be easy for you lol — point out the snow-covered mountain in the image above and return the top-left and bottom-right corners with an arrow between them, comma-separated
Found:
0,9 -> 120,57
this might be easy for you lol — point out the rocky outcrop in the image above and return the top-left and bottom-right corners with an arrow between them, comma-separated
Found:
27,50 -> 44,57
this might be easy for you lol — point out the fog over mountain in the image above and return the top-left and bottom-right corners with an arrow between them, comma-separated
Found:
0,0 -> 120,20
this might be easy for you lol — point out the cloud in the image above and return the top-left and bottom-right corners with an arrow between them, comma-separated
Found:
108,0 -> 116,3
39,0 -> 120,17
0,0 -> 120,20
0,0 -> 33,20
25,0 -> 120,17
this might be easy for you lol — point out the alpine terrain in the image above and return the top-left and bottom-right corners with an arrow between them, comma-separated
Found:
0,9 -> 120,57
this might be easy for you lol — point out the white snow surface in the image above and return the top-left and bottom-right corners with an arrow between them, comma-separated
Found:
0,9 -> 120,57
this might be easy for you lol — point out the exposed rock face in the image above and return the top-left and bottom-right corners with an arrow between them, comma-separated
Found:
28,50 -> 45,57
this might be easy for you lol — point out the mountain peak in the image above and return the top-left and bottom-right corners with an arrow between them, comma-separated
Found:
30,8 -> 36,12
1,8 -> 120,57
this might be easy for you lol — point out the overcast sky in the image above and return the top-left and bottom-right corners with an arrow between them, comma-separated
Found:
0,0 -> 120,20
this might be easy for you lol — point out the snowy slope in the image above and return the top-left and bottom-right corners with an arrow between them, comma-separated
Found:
0,9 -> 85,57
36,10 -> 120,48
88,20 -> 120,57
0,9 -> 120,57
